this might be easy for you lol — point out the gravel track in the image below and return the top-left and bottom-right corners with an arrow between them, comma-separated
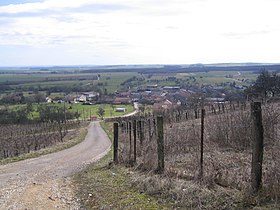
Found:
0,121 -> 111,210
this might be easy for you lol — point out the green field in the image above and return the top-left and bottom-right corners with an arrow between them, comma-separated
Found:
176,71 -> 257,85
54,103 -> 134,119
0,72 -> 138,94
28,103 -> 134,120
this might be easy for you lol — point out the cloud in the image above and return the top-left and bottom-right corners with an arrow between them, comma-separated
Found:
223,30 -> 271,39
0,0 -> 43,6
67,3 -> 129,13
0,2 -> 130,17
0,0 -> 132,49
1,0 -> 280,65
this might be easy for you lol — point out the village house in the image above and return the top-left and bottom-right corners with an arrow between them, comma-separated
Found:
46,97 -> 53,103
152,99 -> 175,112
113,97 -> 131,105
115,108 -> 126,112
75,92 -> 99,103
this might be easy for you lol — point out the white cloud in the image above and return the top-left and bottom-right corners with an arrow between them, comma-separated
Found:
0,0 -> 280,65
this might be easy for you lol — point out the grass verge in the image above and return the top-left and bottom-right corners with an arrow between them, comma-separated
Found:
0,122 -> 89,165
73,122 -> 171,209
73,122 -> 279,209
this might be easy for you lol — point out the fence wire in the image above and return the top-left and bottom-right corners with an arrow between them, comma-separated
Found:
115,102 -> 280,195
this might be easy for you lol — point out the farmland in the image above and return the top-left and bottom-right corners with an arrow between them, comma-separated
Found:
0,64 -> 275,97
0,71 -> 138,95
0,64 -> 279,208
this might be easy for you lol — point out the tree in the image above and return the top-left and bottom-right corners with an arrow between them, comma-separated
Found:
97,106 -> 105,119
34,93 -> 46,104
0,93 -> 22,104
37,104 -> 80,123
245,70 -> 280,102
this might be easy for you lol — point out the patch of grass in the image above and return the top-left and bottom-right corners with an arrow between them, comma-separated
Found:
24,103 -> 134,120
73,122 -> 170,209
130,173 -> 245,209
73,151 -> 169,209
0,122 -> 88,165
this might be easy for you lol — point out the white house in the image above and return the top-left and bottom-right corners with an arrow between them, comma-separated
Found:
46,97 -> 53,103
115,108 -> 126,112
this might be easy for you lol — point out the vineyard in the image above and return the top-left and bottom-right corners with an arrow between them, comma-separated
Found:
109,101 -> 280,207
0,120 -> 80,159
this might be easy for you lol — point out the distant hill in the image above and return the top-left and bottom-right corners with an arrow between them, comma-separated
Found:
0,63 -> 279,74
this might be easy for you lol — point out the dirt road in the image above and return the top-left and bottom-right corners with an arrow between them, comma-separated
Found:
0,121 -> 111,210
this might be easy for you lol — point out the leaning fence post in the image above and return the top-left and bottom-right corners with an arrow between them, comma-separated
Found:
251,102 -> 264,193
113,123 -> 119,164
156,116 -> 164,174
199,109 -> 205,179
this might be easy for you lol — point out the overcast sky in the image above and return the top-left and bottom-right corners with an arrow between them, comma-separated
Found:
0,0 -> 279,66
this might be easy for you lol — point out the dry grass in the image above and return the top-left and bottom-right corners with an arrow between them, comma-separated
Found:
117,102 -> 280,208
73,122 -> 171,209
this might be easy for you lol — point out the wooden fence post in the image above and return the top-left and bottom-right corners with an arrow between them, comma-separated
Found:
251,102 -> 264,193
199,109 -> 205,179
113,123 -> 119,164
148,118 -> 152,141
153,118 -> 157,135
133,120 -> 137,164
156,116 -> 164,174
129,121 -> 132,163
139,120 -> 144,145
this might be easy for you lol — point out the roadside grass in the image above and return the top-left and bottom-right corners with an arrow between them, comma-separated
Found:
73,122 -> 279,210
73,122 -> 171,210
0,122 -> 88,165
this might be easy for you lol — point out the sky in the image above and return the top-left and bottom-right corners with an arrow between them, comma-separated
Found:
0,0 -> 280,66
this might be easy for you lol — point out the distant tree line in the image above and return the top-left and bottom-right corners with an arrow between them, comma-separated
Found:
80,64 -> 280,74
0,93 -> 46,105
0,104 -> 80,125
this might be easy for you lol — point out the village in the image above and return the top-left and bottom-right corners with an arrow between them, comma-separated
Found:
45,79 -> 249,114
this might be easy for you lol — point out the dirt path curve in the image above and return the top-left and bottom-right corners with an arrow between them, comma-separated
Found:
0,121 -> 111,210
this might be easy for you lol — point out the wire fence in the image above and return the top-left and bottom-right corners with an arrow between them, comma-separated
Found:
110,101 -> 280,197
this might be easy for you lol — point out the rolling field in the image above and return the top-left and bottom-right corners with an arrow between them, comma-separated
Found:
0,72 -> 138,94
176,71 -> 258,85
